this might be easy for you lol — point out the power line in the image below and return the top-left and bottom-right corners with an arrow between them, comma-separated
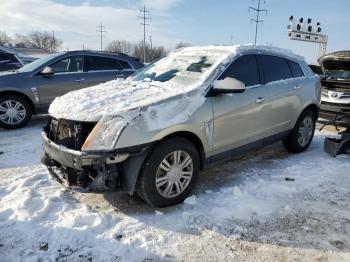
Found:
96,23 -> 107,51
138,4 -> 151,63
249,0 -> 267,45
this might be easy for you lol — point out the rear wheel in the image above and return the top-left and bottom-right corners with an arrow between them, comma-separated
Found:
283,109 -> 316,153
0,94 -> 32,129
136,137 -> 200,207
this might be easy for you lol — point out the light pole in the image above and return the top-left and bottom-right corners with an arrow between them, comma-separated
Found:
287,16 -> 328,58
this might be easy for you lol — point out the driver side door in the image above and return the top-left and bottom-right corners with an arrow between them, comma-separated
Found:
211,54 -> 270,157
37,55 -> 88,107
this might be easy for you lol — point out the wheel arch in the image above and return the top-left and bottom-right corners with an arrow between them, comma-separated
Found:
158,131 -> 206,170
303,103 -> 319,119
0,90 -> 36,114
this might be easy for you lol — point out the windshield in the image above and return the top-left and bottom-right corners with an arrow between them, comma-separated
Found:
129,49 -> 226,89
326,70 -> 350,80
18,52 -> 63,73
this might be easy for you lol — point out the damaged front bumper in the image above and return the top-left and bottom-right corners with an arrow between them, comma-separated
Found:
42,130 -> 130,170
41,130 -> 151,194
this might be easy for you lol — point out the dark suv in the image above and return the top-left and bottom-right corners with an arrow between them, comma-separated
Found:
0,51 -> 23,72
0,50 -> 144,129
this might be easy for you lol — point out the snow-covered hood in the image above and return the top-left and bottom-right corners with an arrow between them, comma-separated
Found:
48,78 -> 205,122
49,45 -> 239,122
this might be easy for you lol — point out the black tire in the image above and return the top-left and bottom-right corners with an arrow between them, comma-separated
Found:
283,109 -> 316,153
136,137 -> 200,208
0,94 -> 32,129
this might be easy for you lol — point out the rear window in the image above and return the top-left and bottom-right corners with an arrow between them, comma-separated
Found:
287,59 -> 304,77
87,56 -> 122,71
260,55 -> 293,83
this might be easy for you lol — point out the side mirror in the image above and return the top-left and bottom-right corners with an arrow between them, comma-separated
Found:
211,77 -> 246,95
41,66 -> 54,76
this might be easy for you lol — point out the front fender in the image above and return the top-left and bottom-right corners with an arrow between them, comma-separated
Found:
115,98 -> 213,155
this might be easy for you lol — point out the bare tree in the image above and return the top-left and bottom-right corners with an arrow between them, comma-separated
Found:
133,41 -> 167,63
28,31 -> 62,52
105,40 -> 133,56
12,34 -> 32,48
175,42 -> 191,49
12,31 -> 62,52
0,31 -> 11,46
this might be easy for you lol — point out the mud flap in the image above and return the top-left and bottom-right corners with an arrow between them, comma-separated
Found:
324,133 -> 350,157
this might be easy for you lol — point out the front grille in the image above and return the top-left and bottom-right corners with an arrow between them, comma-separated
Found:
321,87 -> 350,99
48,118 -> 97,150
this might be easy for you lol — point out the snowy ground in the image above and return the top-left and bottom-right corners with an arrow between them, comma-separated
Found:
0,116 -> 349,261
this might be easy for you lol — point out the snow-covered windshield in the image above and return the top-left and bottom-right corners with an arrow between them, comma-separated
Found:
130,50 -> 224,89
18,52 -> 62,73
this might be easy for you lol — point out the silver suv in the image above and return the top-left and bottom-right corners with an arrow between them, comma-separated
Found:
42,45 -> 321,207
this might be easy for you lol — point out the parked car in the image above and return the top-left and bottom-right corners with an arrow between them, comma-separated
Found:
0,50 -> 144,129
318,51 -> 350,124
0,51 -> 24,72
41,45 -> 320,207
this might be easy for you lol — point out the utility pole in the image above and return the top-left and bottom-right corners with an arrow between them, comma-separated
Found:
138,4 -> 151,63
249,0 -> 267,45
96,23 -> 107,51
149,35 -> 153,62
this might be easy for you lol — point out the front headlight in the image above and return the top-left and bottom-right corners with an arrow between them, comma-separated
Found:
81,116 -> 127,151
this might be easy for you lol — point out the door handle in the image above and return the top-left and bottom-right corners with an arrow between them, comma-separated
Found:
116,74 -> 124,77
75,78 -> 85,82
255,97 -> 266,104
293,85 -> 302,90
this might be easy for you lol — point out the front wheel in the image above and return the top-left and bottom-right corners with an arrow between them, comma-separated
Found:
0,95 -> 32,129
283,109 -> 316,153
136,137 -> 200,207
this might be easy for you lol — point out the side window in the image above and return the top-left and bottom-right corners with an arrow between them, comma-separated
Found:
286,59 -> 304,77
118,59 -> 132,70
0,54 -> 10,63
87,56 -> 122,71
260,55 -> 293,83
219,54 -> 260,87
0,53 -> 16,63
50,56 -> 84,73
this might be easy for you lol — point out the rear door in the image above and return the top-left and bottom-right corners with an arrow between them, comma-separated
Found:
211,54 -> 271,156
84,56 -> 134,86
37,55 -> 88,106
257,54 -> 304,138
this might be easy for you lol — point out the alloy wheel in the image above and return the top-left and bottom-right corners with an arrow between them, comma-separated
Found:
155,150 -> 193,198
0,100 -> 27,125
298,116 -> 314,147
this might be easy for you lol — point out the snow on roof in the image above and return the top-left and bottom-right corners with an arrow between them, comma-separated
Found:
175,44 -> 305,62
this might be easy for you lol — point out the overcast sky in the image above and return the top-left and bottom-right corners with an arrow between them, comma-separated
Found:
0,0 -> 349,63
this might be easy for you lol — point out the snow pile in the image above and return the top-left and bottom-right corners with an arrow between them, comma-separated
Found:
1,131 -> 350,260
